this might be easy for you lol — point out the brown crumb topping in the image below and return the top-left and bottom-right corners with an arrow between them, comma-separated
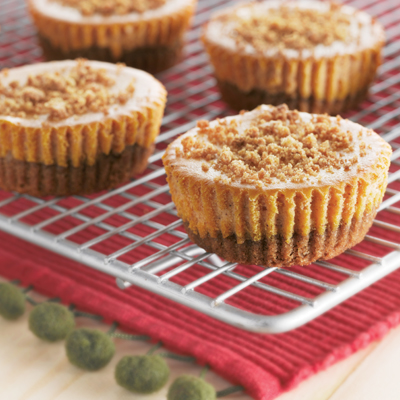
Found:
0,59 -> 135,122
228,3 -> 351,51
179,105 -> 368,186
52,0 -> 166,16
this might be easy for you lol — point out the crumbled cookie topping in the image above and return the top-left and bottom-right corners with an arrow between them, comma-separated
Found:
179,105 -> 369,186
228,3 -> 351,51
0,59 -> 135,121
52,0 -> 166,16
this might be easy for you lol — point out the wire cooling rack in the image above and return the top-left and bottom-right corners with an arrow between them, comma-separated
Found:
0,0 -> 400,333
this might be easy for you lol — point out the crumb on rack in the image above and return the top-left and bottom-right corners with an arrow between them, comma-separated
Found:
52,0 -> 166,16
0,59 -> 135,121
181,104 -> 362,185
225,2 -> 351,51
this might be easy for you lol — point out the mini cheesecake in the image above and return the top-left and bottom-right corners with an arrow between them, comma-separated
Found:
202,1 -> 385,114
0,59 -> 167,197
163,104 -> 391,267
28,0 -> 197,74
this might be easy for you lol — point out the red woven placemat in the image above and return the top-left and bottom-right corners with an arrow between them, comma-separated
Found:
0,206 -> 400,400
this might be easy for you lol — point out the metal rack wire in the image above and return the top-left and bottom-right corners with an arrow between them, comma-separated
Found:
0,0 -> 400,333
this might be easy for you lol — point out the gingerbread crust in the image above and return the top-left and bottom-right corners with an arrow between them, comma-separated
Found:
183,210 -> 376,267
39,36 -> 183,74
0,143 -> 154,197
216,79 -> 370,115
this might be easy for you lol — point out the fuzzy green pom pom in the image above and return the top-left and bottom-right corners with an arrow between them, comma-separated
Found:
167,375 -> 216,400
29,302 -> 75,342
115,355 -> 170,394
65,328 -> 115,371
0,283 -> 25,320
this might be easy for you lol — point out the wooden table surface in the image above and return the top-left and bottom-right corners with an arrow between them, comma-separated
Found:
1,282 -> 400,400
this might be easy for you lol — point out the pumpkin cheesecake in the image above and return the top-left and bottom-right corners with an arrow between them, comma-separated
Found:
163,104 -> 392,267
28,0 -> 197,73
202,1 -> 385,114
0,59 -> 167,197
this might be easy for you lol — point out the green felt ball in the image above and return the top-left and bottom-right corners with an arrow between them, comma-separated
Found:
29,302 -> 75,342
0,283 -> 26,320
65,328 -> 115,371
115,355 -> 170,394
167,375 -> 216,400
